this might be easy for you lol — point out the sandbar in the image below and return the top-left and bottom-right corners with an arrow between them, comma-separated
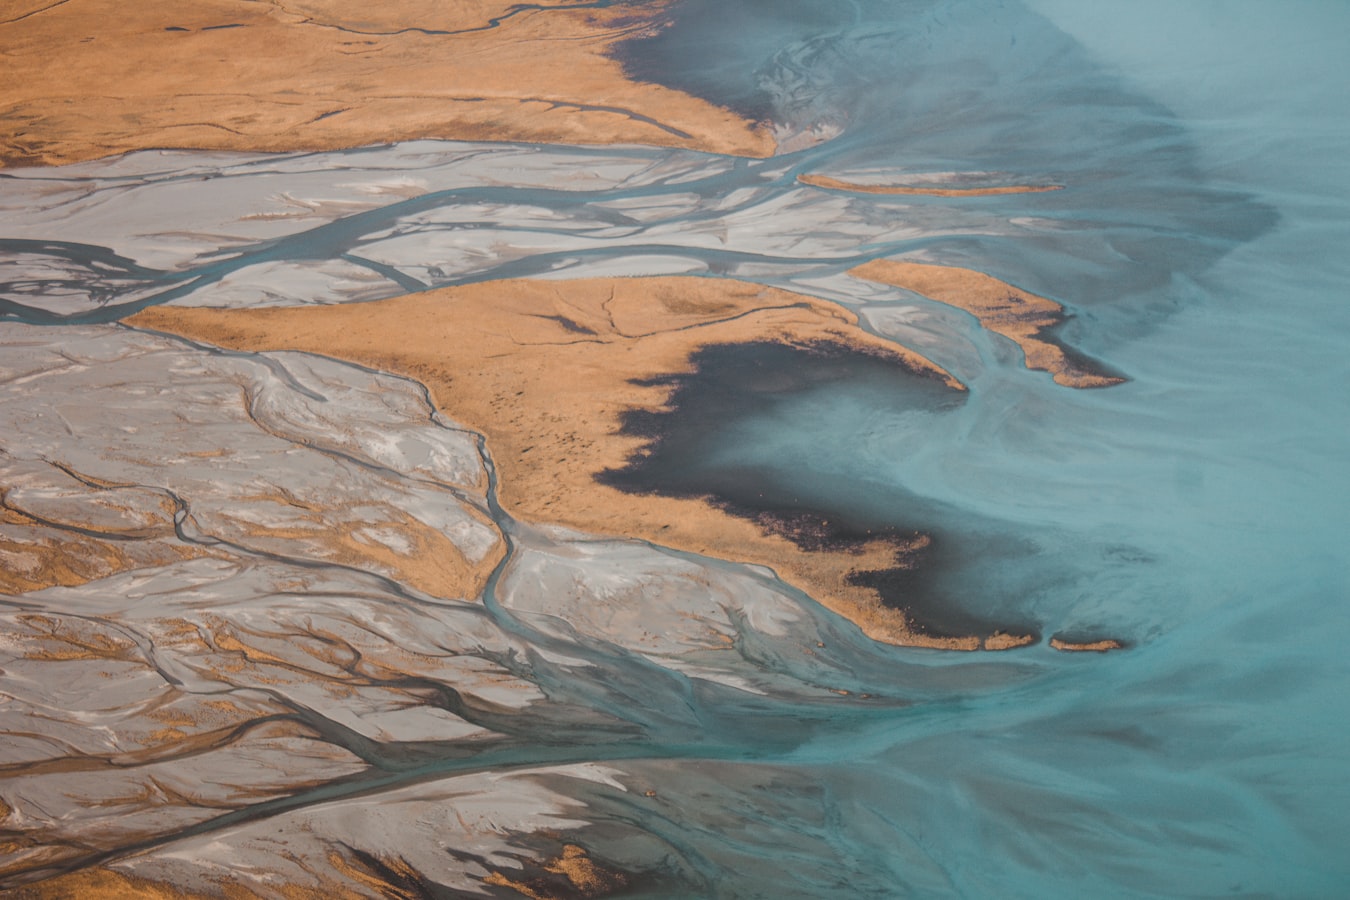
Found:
0,0 -> 773,168
1049,636 -> 1124,652
849,259 -> 1125,388
799,174 -> 1063,197
127,276 -> 1040,650
3,869 -> 217,900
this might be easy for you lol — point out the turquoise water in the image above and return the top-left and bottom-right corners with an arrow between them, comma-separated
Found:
2,1 -> 1348,896
616,1 -> 1350,894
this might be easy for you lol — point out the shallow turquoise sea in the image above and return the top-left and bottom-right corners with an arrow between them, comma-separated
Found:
2,1 -> 1347,896
617,1 -> 1350,894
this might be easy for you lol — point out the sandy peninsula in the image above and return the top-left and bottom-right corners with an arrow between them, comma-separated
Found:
0,0 -> 773,168
128,276 -> 1040,651
849,260 -> 1126,388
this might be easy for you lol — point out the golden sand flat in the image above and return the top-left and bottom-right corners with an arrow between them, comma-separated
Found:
0,0 -> 773,167
127,275 -> 1046,651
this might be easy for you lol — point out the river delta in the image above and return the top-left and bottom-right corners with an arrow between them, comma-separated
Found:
2,1 -> 1348,897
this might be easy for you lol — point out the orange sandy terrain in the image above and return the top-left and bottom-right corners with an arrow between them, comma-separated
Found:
0,0 -> 773,167
0,507 -> 211,594
128,276 -> 1039,651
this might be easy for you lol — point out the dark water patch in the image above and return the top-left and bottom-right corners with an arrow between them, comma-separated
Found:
614,0 -> 858,124
845,533 -> 1043,641
612,339 -> 959,439
599,340 -> 1045,639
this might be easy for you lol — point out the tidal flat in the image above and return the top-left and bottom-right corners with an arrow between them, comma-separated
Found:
2,0 -> 1349,897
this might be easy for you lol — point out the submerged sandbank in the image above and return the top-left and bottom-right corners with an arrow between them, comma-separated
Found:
0,332 -> 503,598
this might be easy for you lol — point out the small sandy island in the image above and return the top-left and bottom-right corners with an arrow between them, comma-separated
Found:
0,0 -> 773,167
1050,636 -> 1125,652
799,174 -> 1063,197
128,276 -> 1047,651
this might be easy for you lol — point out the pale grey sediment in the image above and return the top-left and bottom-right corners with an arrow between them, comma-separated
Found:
0,324 -> 501,598
88,762 -> 639,897
0,322 -> 952,888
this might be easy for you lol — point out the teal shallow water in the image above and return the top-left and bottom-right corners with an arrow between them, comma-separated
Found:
620,1 -> 1350,894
